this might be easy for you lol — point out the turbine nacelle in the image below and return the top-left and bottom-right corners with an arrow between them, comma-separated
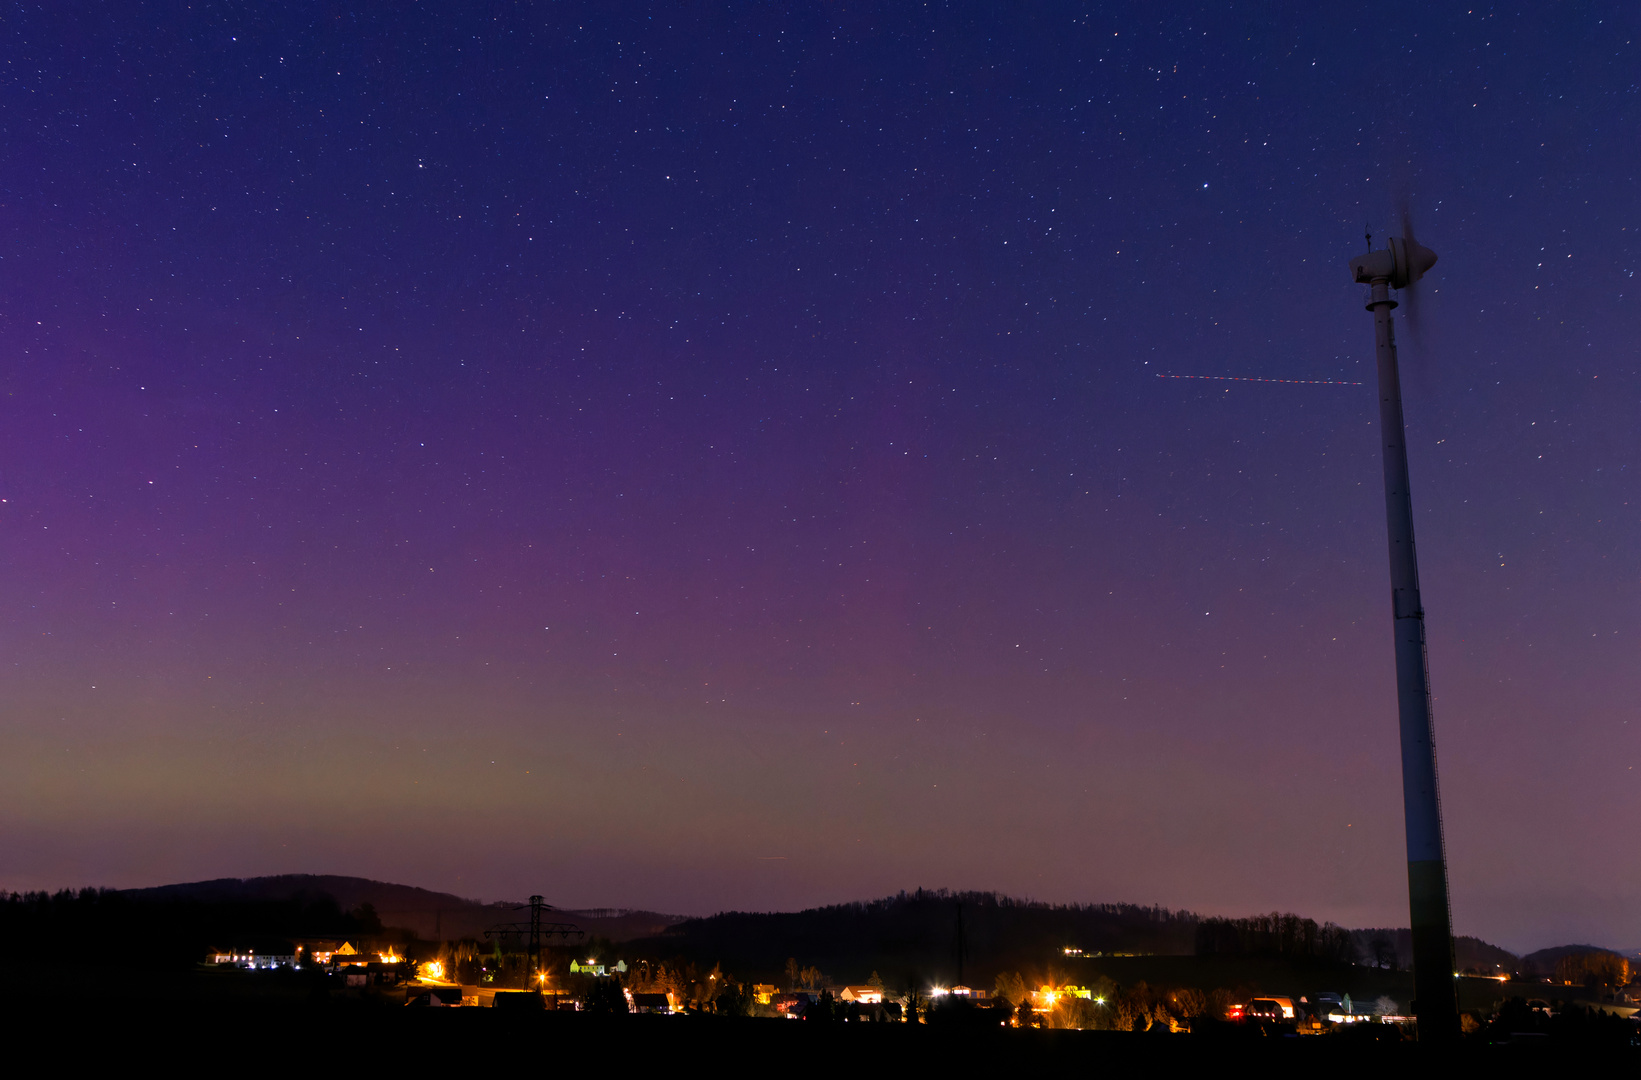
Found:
1350,236 -> 1437,289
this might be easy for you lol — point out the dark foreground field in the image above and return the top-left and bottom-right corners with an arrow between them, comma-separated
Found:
22,1006 -> 1634,1074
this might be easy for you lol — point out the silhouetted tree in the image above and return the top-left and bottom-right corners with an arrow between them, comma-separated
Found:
349,902 -> 383,935
1194,912 -> 1356,963
993,971 -> 1027,1006
1555,951 -> 1630,989
580,975 -> 630,1015
1047,995 -> 1100,1029
1167,987 -> 1208,1020
903,984 -> 923,1024
714,980 -> 754,1016
806,989 -> 836,1022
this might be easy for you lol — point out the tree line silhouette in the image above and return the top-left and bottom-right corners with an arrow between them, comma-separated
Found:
1193,912 -> 1358,964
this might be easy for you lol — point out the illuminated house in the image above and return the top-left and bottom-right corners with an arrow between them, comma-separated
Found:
630,992 -> 673,1014
569,959 -> 628,977
329,942 -> 365,966
342,962 -> 407,988
1028,985 -> 1091,1011
290,940 -> 347,965
839,986 -> 884,1004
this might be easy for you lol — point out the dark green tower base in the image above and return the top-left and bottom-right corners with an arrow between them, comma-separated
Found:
1407,859 -> 1458,1041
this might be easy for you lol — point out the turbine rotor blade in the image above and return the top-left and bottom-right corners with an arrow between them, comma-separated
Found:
1396,200 -> 1433,348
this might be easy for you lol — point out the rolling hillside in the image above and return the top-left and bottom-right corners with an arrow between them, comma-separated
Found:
122,875 -> 685,942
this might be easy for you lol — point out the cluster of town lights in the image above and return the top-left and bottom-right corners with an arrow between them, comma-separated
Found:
211,954 -> 1440,1026
929,984 -> 1102,1007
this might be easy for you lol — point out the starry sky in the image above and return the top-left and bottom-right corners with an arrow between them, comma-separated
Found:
1,4 -> 1636,953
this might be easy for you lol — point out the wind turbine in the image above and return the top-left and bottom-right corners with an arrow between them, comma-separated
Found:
1348,219 -> 1459,1041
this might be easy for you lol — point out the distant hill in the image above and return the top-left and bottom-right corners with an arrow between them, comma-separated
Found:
563,908 -> 695,943
1519,944 -> 1621,978
106,875 -> 1534,984
121,875 -> 685,943
1350,928 -> 1519,975
624,889 -> 1199,989
618,893 -> 1528,992
125,875 -> 476,915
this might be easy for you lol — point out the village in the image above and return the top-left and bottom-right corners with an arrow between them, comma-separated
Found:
203,935 -> 1639,1040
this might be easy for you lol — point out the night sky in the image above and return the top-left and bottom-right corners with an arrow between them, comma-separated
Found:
2,4 -> 1636,953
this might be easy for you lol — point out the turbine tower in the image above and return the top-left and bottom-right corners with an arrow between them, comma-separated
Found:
1348,225 -> 1459,1041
